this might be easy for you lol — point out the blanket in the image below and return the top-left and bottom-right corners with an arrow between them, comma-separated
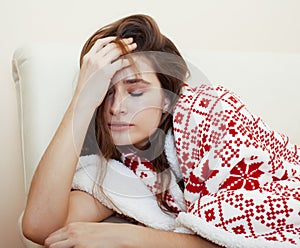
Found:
72,84 -> 300,247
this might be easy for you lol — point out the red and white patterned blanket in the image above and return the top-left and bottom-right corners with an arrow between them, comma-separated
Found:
172,84 -> 300,247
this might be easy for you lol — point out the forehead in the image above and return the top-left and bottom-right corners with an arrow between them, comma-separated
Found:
111,58 -> 159,86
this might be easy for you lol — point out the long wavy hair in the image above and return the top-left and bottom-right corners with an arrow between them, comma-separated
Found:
80,14 -> 189,214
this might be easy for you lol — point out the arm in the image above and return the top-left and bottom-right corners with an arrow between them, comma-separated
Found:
22,37 -> 137,244
22,90 -> 93,244
44,222 -> 220,248
137,226 -> 220,248
65,190 -> 114,225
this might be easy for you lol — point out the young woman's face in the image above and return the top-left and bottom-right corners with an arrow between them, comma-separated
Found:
104,61 -> 167,147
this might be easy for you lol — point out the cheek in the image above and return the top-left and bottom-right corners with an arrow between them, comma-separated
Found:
130,95 -> 163,122
132,106 -> 163,133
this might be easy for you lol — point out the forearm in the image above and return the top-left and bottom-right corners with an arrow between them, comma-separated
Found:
64,190 -> 114,225
134,226 -> 220,248
22,94 -> 95,244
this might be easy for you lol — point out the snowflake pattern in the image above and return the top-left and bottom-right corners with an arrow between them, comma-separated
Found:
173,85 -> 300,245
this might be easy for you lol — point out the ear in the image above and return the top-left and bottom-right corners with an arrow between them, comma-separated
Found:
162,97 -> 171,113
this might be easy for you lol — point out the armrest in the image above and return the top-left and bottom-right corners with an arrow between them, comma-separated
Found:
12,43 -> 80,195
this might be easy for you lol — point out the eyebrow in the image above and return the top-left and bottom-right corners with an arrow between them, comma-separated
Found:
123,78 -> 151,85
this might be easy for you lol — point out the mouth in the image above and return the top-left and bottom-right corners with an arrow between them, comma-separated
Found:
108,122 -> 134,131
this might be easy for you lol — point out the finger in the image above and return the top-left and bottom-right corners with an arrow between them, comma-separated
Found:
44,227 -> 68,247
99,37 -> 134,57
88,36 -> 117,55
107,42 -> 137,61
105,58 -> 132,81
95,42 -> 137,66
82,58 -> 131,93
45,239 -> 75,248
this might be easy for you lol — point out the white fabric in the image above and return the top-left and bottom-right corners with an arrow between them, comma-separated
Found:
72,131 -> 191,233
72,155 -> 180,230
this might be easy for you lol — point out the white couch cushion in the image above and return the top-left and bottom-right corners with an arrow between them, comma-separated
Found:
12,43 -> 80,194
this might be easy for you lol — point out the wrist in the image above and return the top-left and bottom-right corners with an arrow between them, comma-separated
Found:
70,91 -> 98,118
72,73 -> 108,111
67,94 -> 98,154
124,225 -> 157,248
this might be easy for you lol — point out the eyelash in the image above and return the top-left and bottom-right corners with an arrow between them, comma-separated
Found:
107,89 -> 144,97
129,91 -> 144,97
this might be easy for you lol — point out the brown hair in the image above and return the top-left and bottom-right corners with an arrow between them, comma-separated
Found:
80,14 -> 189,214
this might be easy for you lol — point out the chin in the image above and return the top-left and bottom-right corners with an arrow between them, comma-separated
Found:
112,135 -> 148,148
111,136 -> 132,146
113,141 -> 130,146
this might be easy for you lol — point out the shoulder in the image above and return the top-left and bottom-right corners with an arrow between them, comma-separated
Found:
175,83 -> 247,117
178,84 -> 242,102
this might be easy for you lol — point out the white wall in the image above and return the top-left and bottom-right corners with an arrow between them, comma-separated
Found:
1,0 -> 300,247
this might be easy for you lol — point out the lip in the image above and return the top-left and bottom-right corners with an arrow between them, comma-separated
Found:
108,122 -> 134,131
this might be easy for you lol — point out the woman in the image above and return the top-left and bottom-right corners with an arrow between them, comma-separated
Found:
22,14 -> 300,248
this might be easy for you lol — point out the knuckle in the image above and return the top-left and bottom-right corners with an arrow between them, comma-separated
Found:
104,42 -> 115,50
66,222 -> 78,233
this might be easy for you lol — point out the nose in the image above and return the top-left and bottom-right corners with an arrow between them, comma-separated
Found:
109,88 -> 127,116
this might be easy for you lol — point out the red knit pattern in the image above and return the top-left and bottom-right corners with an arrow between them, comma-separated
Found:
122,150 -> 181,215
173,85 -> 300,245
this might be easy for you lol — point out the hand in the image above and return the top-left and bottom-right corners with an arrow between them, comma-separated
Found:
74,36 -> 137,109
44,222 -> 141,248
44,221 -> 220,248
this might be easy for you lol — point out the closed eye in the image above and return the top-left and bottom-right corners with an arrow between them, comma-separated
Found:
126,79 -> 147,97
129,91 -> 144,97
